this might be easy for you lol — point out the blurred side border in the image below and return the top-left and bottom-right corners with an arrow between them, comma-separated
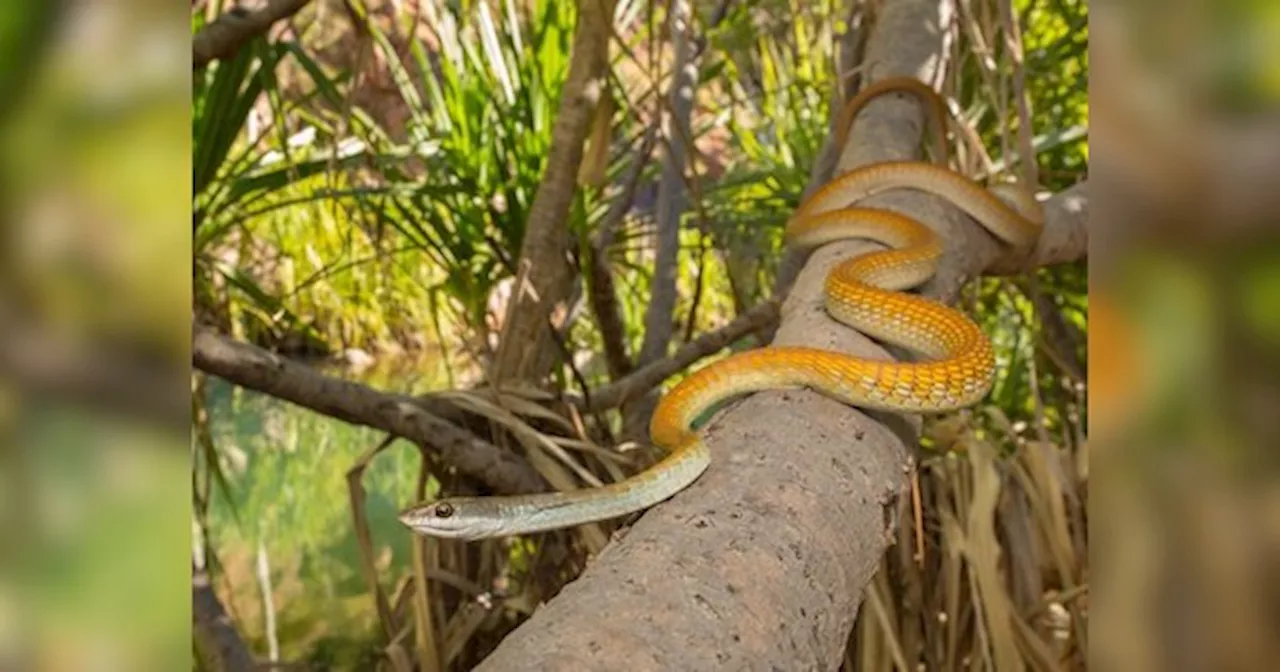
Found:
0,0 -> 192,669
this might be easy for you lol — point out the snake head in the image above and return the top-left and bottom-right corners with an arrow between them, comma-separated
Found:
398,498 -> 508,541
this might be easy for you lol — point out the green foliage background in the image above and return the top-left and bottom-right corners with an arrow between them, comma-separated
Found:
191,0 -> 1088,666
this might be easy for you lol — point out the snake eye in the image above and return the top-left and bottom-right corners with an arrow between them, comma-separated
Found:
433,502 -> 455,518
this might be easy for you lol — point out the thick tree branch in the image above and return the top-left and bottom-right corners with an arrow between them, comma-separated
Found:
473,0 -> 956,668
192,324 -> 545,495
491,0 -> 616,385
193,0 -> 315,70
986,180 -> 1089,276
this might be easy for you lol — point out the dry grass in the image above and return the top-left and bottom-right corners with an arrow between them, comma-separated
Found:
344,384 -> 634,670
337,366 -> 1087,671
841,416 -> 1087,671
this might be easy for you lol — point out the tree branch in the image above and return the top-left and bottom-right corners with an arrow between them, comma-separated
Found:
986,180 -> 1089,276
621,0 -> 704,440
587,125 -> 660,380
490,0 -> 617,385
575,299 -> 779,413
192,324 -> 545,496
635,0 -> 696,369
193,0 -> 315,70
472,0 -> 957,667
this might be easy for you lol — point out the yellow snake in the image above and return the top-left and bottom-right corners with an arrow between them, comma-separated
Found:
400,77 -> 1044,540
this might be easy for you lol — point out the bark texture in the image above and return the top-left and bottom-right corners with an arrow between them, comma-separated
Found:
490,0 -> 616,385
192,324 -> 545,495
472,0 -> 957,668
193,0 -> 314,70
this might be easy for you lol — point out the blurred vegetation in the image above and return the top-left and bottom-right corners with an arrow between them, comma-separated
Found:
190,0 -> 1087,669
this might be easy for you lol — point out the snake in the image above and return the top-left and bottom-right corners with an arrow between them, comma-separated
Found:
399,76 -> 1044,541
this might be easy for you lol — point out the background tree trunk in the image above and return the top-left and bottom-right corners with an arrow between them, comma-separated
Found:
622,0 -> 702,440
490,0 -> 617,386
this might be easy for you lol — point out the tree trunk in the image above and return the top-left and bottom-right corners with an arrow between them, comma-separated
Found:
635,0 -> 696,370
490,0 -> 617,386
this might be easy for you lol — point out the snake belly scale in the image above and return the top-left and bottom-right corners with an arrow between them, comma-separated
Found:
400,77 -> 1044,541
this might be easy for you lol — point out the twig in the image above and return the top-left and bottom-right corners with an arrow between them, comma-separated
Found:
1018,277 -> 1085,382
347,436 -> 400,640
682,231 -> 712,343
255,540 -> 280,664
998,0 -> 1039,187
577,299 -> 780,412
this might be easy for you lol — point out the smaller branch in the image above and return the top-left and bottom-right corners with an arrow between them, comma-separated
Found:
635,0 -> 697,369
588,125 -> 660,380
578,300 -> 780,413
192,324 -> 545,495
1021,279 -> 1085,382
682,232 -> 711,343
490,0 -> 616,384
986,180 -> 1089,275
193,0 -> 315,70
998,0 -> 1039,188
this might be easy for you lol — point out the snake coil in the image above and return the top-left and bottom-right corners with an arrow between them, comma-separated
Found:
400,77 -> 1044,541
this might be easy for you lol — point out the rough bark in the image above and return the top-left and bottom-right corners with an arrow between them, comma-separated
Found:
193,566 -> 256,672
192,324 -> 545,495
193,0 -> 315,70
490,0 -> 616,385
472,0 -> 958,668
